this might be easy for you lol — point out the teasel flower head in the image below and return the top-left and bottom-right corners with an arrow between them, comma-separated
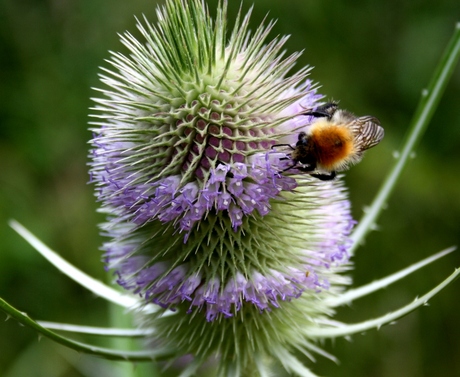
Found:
89,0 -> 355,374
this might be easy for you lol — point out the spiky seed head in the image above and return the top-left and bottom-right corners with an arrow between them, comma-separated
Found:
89,0 -> 355,374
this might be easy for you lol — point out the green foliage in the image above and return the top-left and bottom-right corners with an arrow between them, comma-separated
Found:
0,0 -> 459,376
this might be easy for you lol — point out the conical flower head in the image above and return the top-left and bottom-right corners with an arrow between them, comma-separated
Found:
90,0 -> 354,373
91,0 -> 316,236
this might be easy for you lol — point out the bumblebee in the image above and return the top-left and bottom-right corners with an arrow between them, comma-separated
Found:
275,102 -> 384,181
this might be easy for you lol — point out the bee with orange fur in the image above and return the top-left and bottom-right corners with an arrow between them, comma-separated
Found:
275,102 -> 384,180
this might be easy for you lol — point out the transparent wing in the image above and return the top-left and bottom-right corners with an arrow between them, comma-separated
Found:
350,116 -> 384,151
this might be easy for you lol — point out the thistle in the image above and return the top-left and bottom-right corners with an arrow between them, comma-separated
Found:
88,0 -> 356,372
3,1 -> 460,377
90,0 -> 350,318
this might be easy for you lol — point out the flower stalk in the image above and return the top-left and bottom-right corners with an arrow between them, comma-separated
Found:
351,21 -> 460,251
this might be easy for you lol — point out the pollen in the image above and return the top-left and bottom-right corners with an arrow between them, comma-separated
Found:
311,122 -> 354,170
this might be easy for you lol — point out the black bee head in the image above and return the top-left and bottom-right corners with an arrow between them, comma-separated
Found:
296,132 -> 308,146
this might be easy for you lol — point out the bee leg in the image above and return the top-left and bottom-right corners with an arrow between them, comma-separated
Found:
280,157 -> 316,174
272,143 -> 295,150
302,102 -> 338,119
301,110 -> 330,118
288,162 -> 316,173
309,171 -> 337,181
283,165 -> 295,172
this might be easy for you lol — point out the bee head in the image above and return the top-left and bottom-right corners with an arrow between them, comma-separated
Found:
296,131 -> 310,147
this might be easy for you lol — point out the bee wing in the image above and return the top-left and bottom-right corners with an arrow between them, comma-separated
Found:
349,116 -> 384,151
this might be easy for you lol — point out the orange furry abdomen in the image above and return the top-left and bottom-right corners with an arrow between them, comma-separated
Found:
310,123 -> 354,170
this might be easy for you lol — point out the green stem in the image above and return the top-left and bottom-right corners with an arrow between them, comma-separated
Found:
305,268 -> 460,338
36,321 -> 155,336
350,22 -> 460,252
0,296 -> 175,362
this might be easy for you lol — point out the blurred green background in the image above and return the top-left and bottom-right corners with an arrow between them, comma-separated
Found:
1,0 -> 459,376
